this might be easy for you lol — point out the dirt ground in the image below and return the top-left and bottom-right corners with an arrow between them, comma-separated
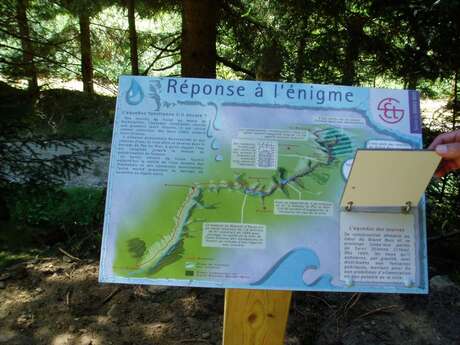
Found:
0,257 -> 459,345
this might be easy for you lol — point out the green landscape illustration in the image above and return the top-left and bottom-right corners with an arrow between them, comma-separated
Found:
112,122 -> 383,281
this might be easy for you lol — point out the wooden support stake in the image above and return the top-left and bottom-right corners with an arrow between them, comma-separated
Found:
223,289 -> 292,345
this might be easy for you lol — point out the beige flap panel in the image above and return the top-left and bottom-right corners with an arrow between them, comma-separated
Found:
340,150 -> 441,208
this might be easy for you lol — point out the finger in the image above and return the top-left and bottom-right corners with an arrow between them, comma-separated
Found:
428,133 -> 449,149
428,138 -> 442,150
435,142 -> 460,159
428,130 -> 460,149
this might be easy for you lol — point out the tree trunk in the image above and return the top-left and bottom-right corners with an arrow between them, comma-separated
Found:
16,0 -> 38,95
256,43 -> 282,82
181,0 -> 217,78
127,0 -> 139,75
407,78 -> 418,91
79,13 -> 94,94
341,39 -> 357,86
294,37 -> 306,83
341,16 -> 366,86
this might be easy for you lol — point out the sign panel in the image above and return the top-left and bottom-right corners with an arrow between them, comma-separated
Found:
340,150 -> 440,208
99,76 -> 429,293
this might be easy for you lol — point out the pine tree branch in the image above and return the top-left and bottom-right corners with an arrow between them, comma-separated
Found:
216,55 -> 255,77
142,35 -> 180,75
148,60 -> 181,72
0,26 -> 78,47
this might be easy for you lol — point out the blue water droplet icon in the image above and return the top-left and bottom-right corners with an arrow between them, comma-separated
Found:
126,79 -> 144,105
215,154 -> 224,162
213,111 -> 222,131
206,120 -> 213,138
211,139 -> 221,150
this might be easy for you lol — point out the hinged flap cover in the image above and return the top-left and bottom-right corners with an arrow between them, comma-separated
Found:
340,150 -> 441,209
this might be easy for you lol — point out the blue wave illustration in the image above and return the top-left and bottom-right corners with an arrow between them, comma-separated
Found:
305,274 -> 334,288
251,248 -> 319,288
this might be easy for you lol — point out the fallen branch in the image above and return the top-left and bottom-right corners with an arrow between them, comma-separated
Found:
99,287 -> 122,308
304,293 -> 332,309
354,305 -> 400,320
428,229 -> 460,242
343,293 -> 361,317
58,247 -> 81,262
65,287 -> 73,306
180,340 -> 209,343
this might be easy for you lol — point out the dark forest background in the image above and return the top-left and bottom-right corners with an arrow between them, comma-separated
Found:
0,0 -> 459,281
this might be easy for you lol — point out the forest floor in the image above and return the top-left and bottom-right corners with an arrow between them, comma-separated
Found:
0,255 -> 459,345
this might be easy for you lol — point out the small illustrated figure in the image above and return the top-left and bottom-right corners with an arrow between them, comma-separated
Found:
149,80 -> 161,111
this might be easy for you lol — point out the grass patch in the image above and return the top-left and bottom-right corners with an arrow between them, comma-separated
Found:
0,221 -> 49,270
0,250 -> 39,270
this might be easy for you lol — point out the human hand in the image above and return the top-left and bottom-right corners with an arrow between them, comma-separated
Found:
428,129 -> 460,177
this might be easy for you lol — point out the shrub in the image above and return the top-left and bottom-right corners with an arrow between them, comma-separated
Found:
13,187 -> 104,228
10,186 -> 106,256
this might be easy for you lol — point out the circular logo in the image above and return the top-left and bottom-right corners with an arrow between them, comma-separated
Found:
377,97 -> 404,124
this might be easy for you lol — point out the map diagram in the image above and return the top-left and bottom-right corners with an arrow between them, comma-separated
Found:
100,77 -> 426,293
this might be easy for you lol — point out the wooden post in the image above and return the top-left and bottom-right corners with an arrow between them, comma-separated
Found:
223,44 -> 289,345
223,289 -> 292,345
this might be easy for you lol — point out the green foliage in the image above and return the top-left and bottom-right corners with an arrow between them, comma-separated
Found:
37,88 -> 115,140
6,186 -> 105,257
58,0 -> 108,17
418,79 -> 453,99
0,81 -> 34,122
426,173 -> 460,231
12,187 -> 105,229
0,0 -> 458,93
1,186 -> 106,263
